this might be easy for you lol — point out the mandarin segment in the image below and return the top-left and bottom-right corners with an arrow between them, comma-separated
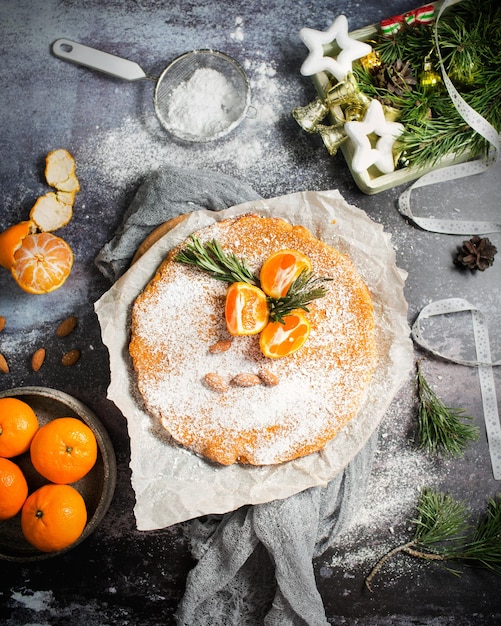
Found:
0,457 -> 29,520
259,311 -> 311,358
260,249 -> 312,298
10,232 -> 73,294
21,484 -> 87,552
225,282 -> 269,336
0,397 -> 39,458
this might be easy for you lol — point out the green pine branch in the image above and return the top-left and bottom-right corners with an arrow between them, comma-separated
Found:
352,0 -> 501,170
415,361 -> 479,457
366,489 -> 501,591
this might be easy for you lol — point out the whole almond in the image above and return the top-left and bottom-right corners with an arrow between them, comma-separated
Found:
258,368 -> 279,387
61,348 -> 81,366
56,315 -> 78,337
231,373 -> 262,387
209,339 -> 233,354
0,352 -> 9,373
203,372 -> 228,393
0,316 -> 5,332
31,348 -> 46,372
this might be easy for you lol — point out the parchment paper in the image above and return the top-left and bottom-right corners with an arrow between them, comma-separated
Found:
95,189 -> 413,530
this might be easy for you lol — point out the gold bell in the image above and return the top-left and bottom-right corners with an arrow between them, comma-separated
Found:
324,72 -> 359,108
344,101 -> 366,121
292,98 -> 329,133
317,124 -> 348,156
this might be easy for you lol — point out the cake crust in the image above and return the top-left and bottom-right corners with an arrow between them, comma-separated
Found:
129,214 -> 377,466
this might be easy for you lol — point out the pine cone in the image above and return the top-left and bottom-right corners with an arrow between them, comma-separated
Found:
455,236 -> 497,271
372,59 -> 417,100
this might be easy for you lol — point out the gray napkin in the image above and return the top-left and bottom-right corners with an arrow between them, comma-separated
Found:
175,435 -> 376,626
95,166 -> 377,625
95,165 -> 261,281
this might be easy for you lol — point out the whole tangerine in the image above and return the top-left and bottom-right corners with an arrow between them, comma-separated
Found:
30,417 -> 97,484
0,397 -> 39,458
21,483 -> 87,552
0,457 -> 29,520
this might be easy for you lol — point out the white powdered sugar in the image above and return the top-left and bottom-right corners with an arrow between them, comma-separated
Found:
129,215 -> 377,466
166,67 -> 243,139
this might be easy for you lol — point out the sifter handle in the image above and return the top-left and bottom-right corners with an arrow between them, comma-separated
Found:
52,38 -> 148,81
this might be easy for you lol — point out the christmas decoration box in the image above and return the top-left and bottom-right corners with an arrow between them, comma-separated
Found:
304,1 -> 476,194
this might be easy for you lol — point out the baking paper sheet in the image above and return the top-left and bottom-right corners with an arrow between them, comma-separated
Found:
95,189 -> 413,530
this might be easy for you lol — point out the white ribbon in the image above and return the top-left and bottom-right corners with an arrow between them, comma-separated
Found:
398,0 -> 501,235
412,298 -> 501,479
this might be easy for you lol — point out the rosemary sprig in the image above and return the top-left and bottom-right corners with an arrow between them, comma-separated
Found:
365,489 -> 501,591
175,236 -> 332,324
266,269 -> 332,324
415,360 -> 479,457
174,236 -> 258,285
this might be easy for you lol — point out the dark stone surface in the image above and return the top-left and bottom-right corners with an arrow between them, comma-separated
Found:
0,0 -> 500,624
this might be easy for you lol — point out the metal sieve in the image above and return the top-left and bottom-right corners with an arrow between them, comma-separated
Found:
52,39 -> 251,142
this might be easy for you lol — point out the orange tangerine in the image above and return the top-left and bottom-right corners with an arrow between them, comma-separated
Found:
0,397 -> 39,458
10,232 -> 73,294
30,417 -> 97,484
0,457 -> 29,520
260,249 -> 312,299
225,282 -> 269,336
0,220 -> 35,269
21,484 -> 87,552
259,311 -> 311,358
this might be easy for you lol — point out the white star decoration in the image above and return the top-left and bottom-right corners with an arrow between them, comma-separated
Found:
344,99 -> 404,174
299,15 -> 372,82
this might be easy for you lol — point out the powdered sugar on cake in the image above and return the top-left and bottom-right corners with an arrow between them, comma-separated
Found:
129,214 -> 377,465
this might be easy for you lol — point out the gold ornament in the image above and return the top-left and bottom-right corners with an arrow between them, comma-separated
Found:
344,101 -> 366,121
292,98 -> 329,133
324,71 -> 359,108
316,124 -> 348,156
359,49 -> 382,71
419,61 -> 442,94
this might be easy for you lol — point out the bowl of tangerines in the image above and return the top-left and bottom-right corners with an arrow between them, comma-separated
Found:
0,387 -> 116,561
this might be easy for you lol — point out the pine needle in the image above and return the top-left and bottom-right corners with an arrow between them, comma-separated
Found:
415,361 -> 479,457
365,489 -> 501,591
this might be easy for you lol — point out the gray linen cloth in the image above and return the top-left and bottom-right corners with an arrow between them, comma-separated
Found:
95,166 -> 377,625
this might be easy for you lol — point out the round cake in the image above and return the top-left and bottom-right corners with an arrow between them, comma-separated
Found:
129,213 -> 377,466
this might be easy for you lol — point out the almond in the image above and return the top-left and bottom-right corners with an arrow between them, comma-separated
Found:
31,348 -> 46,372
56,315 -> 78,337
258,368 -> 279,387
231,373 -> 262,387
61,348 -> 80,366
209,339 -> 233,354
0,352 -> 9,373
203,372 -> 228,393
0,316 -> 5,332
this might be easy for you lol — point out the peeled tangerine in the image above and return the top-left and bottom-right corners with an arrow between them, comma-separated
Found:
10,232 -> 74,294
